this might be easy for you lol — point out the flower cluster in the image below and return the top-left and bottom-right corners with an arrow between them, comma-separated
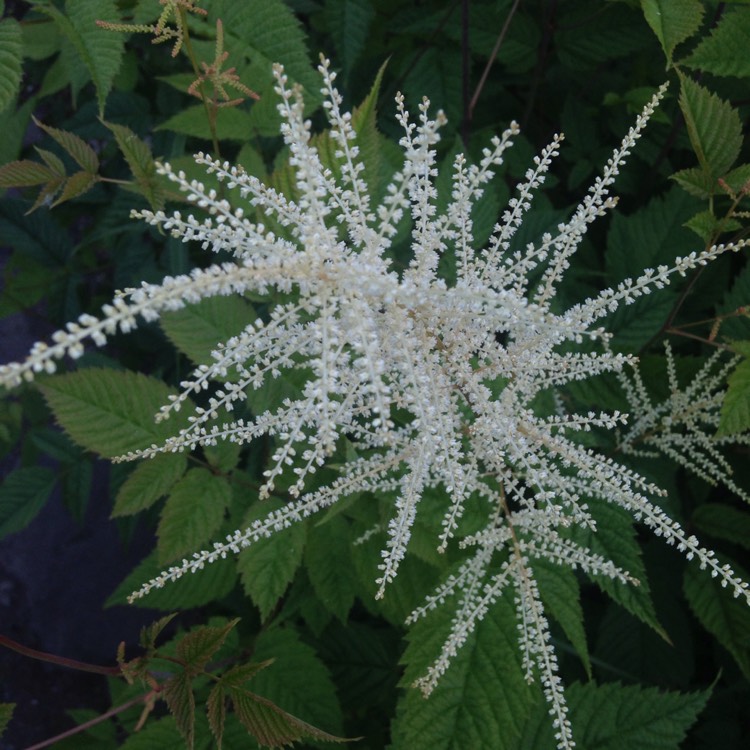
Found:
2,59 -> 748,749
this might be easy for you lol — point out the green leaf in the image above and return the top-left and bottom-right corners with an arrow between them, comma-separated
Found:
393,595 -> 535,750
162,673 -> 196,750
160,295 -> 256,375
0,467 -> 56,538
351,60 -> 388,201
33,118 -> 99,173
679,76 -> 742,179
176,619 -> 240,676
0,18 -> 22,113
607,291 -> 677,351
213,0 -> 320,120
250,626 -> 343,734
139,613 -> 179,651
534,560 -> 591,676
718,356 -> 750,436
118,716 -> 201,750
112,453 -> 188,517
572,499 -> 665,638
52,170 -> 100,206
0,199 -> 71,264
107,551 -> 236,610
640,0 -> 703,63
209,660 -> 276,748
229,686 -> 348,748
101,120 -> 165,211
157,468 -> 232,564
157,106 -> 254,142
693,503 -> 750,551
38,368 -> 192,459
722,163 -> 750,195
238,499 -> 307,620
684,561 -> 750,678
681,8 -> 750,77
304,515 -> 356,622
325,0 -> 375,81
41,1 -> 124,116
606,187 -> 701,282
671,167 -> 720,198
683,209 -> 741,243
0,703 -> 15,738
519,681 -> 710,749
0,160 -> 59,188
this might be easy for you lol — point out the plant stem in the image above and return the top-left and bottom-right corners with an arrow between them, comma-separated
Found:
179,8 -> 221,159
0,633 -> 121,676
22,690 -> 157,750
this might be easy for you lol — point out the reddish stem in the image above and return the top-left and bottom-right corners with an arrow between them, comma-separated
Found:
22,690 -> 157,750
0,633 -> 121,677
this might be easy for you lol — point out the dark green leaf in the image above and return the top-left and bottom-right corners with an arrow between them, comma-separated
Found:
572,499 -> 665,638
0,703 -> 15,738
0,467 -> 56,538
718,357 -> 750,436
641,0 -> 703,63
519,681 -> 710,749
305,515 -> 356,622
679,76 -> 742,179
250,626 -> 343,735
325,0 -> 374,81
41,1 -> 124,116
693,503 -> 750,551
157,106 -> 255,142
106,551 -> 236,610
0,18 -> 22,113
684,561 -> 750,677
534,560 -> 591,676
682,8 -> 750,77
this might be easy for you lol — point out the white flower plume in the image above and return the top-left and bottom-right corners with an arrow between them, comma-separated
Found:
2,58 -> 748,749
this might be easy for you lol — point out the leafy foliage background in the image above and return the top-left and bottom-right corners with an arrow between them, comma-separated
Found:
1,0 -> 750,748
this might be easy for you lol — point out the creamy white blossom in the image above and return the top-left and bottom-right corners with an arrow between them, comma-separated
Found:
2,59 -> 749,750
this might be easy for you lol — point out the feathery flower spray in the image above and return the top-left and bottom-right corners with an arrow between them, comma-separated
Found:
2,59 -> 748,748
